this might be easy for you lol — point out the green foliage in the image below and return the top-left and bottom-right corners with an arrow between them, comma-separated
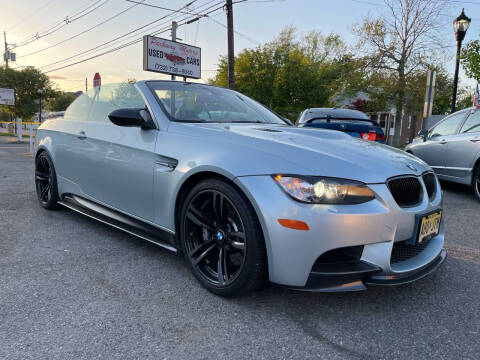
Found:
0,67 -> 54,120
461,39 -> 480,82
209,23 -> 466,123
209,27 -> 363,120
46,91 -> 79,111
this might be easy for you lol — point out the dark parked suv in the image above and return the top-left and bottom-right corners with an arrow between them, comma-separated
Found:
297,108 -> 386,143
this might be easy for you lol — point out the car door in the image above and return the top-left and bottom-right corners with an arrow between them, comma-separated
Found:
444,109 -> 480,181
52,92 -> 93,186
411,111 -> 467,175
72,83 -> 157,222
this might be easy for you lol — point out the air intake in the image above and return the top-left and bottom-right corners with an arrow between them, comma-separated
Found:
390,237 -> 432,264
422,172 -> 437,200
387,176 -> 422,207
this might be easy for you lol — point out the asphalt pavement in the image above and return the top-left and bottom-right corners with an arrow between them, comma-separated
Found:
1,142 -> 479,360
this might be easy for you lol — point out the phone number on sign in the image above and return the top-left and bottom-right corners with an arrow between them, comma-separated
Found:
153,63 -> 196,77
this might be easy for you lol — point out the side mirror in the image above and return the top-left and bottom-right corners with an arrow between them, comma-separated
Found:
418,129 -> 428,141
108,108 -> 155,129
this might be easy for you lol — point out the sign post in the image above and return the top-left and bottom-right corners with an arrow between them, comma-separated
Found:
17,117 -> 22,142
422,70 -> 436,129
93,73 -> 101,88
143,35 -> 201,80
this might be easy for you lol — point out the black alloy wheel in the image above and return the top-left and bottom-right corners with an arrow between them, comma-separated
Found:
35,152 -> 60,209
474,165 -> 480,202
180,179 -> 267,297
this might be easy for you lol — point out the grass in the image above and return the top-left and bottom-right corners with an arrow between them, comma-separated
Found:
0,132 -> 31,138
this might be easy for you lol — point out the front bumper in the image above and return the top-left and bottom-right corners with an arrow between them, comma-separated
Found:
235,174 -> 445,291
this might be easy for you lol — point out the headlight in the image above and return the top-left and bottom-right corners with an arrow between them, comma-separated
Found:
273,175 -> 375,204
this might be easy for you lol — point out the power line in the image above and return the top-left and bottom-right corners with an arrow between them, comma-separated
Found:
42,1 -> 225,74
42,3 -> 225,74
18,0 -> 146,59
37,0 -> 212,72
6,0 -> 59,31
14,0 -> 104,46
207,16 -> 259,45
51,78 -> 86,82
11,0 -> 106,48
11,0 -> 111,49
125,0 -> 206,15
60,84 -> 86,92
37,0 -> 222,72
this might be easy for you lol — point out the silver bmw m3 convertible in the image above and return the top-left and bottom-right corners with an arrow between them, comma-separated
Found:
34,81 -> 446,296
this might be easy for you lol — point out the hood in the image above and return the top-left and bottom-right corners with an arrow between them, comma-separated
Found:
170,123 -> 431,184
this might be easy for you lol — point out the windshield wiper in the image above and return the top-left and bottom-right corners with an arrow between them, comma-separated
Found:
228,119 -> 262,123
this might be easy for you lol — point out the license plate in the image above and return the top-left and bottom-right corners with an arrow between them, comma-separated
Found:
418,211 -> 442,243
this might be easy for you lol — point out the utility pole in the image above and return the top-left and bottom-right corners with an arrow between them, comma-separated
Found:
171,21 -> 178,81
226,0 -> 235,89
37,89 -> 43,123
422,70 -> 436,129
4,31 -> 8,69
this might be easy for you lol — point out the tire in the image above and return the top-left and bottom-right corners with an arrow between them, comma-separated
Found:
473,165 -> 480,202
35,151 -> 61,210
179,178 -> 267,297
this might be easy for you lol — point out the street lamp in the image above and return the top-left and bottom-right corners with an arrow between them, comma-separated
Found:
37,89 -> 42,123
451,8 -> 471,113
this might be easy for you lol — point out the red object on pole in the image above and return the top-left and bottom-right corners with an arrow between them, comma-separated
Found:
93,73 -> 101,88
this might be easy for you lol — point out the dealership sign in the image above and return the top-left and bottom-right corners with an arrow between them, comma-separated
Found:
0,87 -> 15,106
143,35 -> 201,79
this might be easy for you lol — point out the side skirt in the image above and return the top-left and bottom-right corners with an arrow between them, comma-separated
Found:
59,194 -> 178,254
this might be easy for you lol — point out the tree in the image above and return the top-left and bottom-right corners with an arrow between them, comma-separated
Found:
0,67 -> 54,120
209,27 -> 362,119
353,0 -> 446,147
46,91 -> 79,111
461,38 -> 480,82
349,98 -> 379,113
456,87 -> 475,110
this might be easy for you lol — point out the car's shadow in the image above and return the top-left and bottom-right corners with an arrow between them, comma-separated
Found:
231,257 -> 478,359
440,180 -> 475,199
43,196 -> 479,359
123,237 -> 478,359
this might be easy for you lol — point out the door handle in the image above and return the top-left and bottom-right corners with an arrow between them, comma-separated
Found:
77,131 -> 87,139
439,140 -> 447,144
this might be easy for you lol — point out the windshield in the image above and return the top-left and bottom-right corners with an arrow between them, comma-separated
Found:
147,81 -> 287,125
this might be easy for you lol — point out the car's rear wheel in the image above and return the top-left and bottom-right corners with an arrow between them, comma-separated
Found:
474,165 -> 480,202
35,151 -> 61,209
179,178 -> 267,297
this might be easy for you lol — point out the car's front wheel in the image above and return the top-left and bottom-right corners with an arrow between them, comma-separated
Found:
474,165 -> 480,202
179,178 -> 267,297
35,151 -> 61,209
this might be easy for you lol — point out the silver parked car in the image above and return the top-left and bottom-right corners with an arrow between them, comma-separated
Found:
405,108 -> 480,201
35,81 -> 446,297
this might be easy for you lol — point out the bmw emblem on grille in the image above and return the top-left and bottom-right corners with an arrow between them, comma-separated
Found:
407,163 -> 418,172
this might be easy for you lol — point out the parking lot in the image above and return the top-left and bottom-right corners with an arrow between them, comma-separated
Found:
1,142 -> 479,360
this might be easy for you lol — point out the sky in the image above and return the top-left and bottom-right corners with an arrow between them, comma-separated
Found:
1,0 -> 479,93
